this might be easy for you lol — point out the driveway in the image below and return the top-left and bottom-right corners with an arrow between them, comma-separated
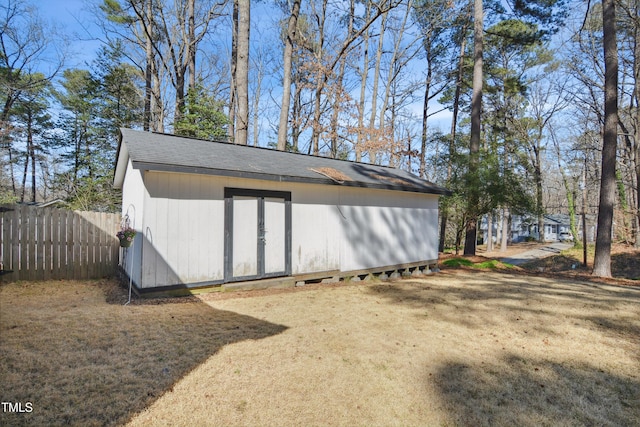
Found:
499,242 -> 573,266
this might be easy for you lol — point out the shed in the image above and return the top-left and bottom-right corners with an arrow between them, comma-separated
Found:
113,128 -> 450,295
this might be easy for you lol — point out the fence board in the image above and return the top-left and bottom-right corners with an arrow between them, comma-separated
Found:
21,206 -> 28,281
0,204 -> 120,282
36,208 -> 44,280
12,206 -> 21,280
68,210 -> 75,279
51,208 -> 60,279
1,205 -> 12,272
43,209 -> 52,281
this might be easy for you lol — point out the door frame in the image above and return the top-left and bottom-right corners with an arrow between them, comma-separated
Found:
223,188 -> 292,282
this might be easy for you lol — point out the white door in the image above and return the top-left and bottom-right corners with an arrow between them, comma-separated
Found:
264,197 -> 286,274
225,189 -> 290,282
232,196 -> 258,277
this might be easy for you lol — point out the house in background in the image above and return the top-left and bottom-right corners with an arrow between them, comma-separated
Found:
532,214 -> 572,241
113,129 -> 450,295
481,213 -> 596,244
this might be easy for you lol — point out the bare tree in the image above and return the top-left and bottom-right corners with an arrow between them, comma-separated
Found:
304,0 -> 400,156
101,0 -> 226,131
276,0 -> 301,151
593,0 -> 619,277
353,2 -> 372,161
378,0 -> 418,155
413,0 -> 454,179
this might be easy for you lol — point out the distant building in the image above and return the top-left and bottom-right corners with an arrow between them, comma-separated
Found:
480,213 -> 596,244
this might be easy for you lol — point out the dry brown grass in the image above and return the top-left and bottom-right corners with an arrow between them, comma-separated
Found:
0,280 -> 286,426
5,270 -> 640,426
1,272 -> 639,426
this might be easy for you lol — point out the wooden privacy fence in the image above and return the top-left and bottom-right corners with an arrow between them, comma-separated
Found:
1,204 -> 121,282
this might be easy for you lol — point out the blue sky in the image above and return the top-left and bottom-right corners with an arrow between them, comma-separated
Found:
29,0 -> 452,148
37,0 -> 101,69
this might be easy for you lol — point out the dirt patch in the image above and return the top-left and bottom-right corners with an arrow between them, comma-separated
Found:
2,272 -> 638,426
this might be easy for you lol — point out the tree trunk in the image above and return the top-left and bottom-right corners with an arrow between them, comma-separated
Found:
276,0 -> 301,151
500,207 -> 509,252
236,0 -> 250,146
143,0 -> 153,131
152,61 -> 163,132
533,146 -> 545,242
634,12 -> 640,248
593,0 -> 618,277
28,115 -> 36,203
355,1 -> 371,162
174,72 -> 185,125
252,59 -> 262,146
311,77 -> 323,155
635,141 -> 640,248
187,0 -> 196,91
228,0 -> 238,142
292,82 -> 302,152
464,0 -> 483,256
329,0 -> 354,158
379,0 -> 412,163
438,206 -> 448,252
310,0 -> 327,156
487,212 -> 493,252
419,69 -> 431,178
368,10 -> 388,163
330,59 -> 346,158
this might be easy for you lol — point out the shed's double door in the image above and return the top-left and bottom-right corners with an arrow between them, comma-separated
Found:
224,188 -> 291,282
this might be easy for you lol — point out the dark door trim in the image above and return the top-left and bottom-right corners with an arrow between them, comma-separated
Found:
224,188 -> 292,282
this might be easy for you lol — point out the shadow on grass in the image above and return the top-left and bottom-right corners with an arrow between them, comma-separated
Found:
367,273 -> 640,425
432,354 -> 640,426
521,254 -> 582,272
522,249 -> 640,281
368,272 -> 640,333
612,252 -> 640,280
0,279 -> 287,427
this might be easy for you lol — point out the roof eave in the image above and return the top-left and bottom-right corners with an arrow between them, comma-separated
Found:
130,161 -> 451,196
113,131 -> 129,189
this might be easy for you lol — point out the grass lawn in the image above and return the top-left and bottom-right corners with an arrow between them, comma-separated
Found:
1,270 -> 639,426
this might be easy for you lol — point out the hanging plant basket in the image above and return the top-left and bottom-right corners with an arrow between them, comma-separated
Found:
116,226 -> 136,248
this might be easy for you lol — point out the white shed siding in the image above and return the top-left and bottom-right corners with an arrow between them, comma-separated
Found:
336,187 -> 438,271
126,170 -> 439,288
140,171 -> 225,288
120,160 -> 145,286
290,183 -> 438,274
289,185 -> 341,274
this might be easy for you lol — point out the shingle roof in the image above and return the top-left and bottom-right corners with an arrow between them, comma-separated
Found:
114,128 -> 451,195
544,214 -> 570,225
